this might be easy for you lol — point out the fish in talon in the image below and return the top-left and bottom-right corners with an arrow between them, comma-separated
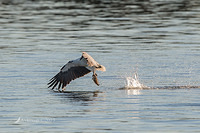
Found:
92,74 -> 99,86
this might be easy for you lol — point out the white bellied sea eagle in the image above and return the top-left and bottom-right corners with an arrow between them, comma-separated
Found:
48,52 -> 106,92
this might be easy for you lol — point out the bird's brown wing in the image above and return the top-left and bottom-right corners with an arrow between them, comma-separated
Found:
48,66 -> 91,90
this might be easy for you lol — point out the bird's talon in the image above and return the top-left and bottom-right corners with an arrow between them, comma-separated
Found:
58,88 -> 61,93
93,73 -> 97,77
62,88 -> 65,93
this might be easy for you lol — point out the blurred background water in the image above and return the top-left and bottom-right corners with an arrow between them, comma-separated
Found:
0,0 -> 200,132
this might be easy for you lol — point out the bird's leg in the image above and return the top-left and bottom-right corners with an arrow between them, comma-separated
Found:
92,69 -> 97,76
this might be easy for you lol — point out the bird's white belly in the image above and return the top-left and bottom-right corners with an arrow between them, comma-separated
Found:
86,66 -> 94,71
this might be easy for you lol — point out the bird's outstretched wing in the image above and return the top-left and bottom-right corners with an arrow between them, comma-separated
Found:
48,64 -> 91,90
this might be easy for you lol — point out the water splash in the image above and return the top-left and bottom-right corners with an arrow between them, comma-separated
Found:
125,72 -> 148,89
120,70 -> 200,90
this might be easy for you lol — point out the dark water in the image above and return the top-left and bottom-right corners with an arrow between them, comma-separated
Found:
0,0 -> 200,132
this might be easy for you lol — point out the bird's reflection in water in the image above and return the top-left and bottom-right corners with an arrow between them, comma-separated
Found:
53,90 -> 103,103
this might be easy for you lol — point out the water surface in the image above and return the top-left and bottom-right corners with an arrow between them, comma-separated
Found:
0,0 -> 200,132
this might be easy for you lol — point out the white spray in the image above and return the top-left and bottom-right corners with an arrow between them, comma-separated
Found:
125,72 -> 147,89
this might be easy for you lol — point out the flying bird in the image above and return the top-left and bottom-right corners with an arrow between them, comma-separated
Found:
48,52 -> 106,92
